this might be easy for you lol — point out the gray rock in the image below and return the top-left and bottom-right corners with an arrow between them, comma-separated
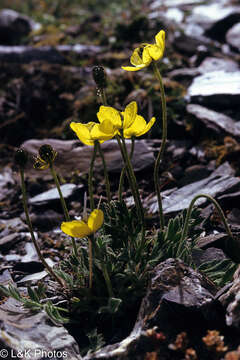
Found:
22,138 -> 155,178
0,167 -> 15,201
150,0 -> 203,9
188,3 -> 240,32
219,265 -> 240,328
168,68 -> 200,82
84,259 -> 219,359
0,296 -> 82,360
0,9 -> 40,45
17,258 -> 55,285
197,233 -> 228,250
0,44 -> 102,64
0,217 -> 28,237
0,233 -> 25,252
186,103 -> 240,137
198,57 -> 239,73
192,247 -> 227,268
30,210 -> 64,231
188,70 -> 240,107
29,184 -> 79,206
148,162 -> 240,214
205,12 -> 240,41
149,7 -> 184,23
226,22 -> 240,51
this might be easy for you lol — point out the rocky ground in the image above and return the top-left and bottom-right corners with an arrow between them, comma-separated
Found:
1,0 -> 240,359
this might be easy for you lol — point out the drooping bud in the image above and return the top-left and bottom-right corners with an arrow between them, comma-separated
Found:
92,66 -> 107,89
14,148 -> 28,168
38,144 -> 57,164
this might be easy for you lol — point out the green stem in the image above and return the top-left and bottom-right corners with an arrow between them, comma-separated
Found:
116,135 -> 141,222
117,134 -> 146,248
50,164 -> 70,221
152,61 -> 167,231
118,137 -> 135,201
88,236 -> 93,289
177,194 -> 233,258
20,169 -> 65,288
88,142 -> 98,211
100,88 -> 107,106
96,141 -> 111,203
50,164 -> 78,257
121,135 -> 144,224
101,262 -> 114,297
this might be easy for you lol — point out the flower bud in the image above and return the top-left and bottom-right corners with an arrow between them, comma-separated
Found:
38,144 -> 57,164
14,148 -> 28,168
92,66 -> 107,89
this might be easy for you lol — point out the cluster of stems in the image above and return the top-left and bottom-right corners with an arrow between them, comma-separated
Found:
16,55 -> 234,299
18,162 -> 65,288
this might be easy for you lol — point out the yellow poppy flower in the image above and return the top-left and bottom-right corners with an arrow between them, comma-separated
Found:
123,115 -> 156,138
122,30 -> 165,72
93,101 -> 155,139
61,209 -> 104,238
70,121 -> 105,146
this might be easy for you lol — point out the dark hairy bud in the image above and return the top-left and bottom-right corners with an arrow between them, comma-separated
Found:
14,148 -> 28,168
92,66 -> 107,89
39,144 -> 57,164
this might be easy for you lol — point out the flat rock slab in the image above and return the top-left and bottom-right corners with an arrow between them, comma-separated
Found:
0,297 -> 82,359
188,70 -> 240,107
150,0 -> 203,9
226,22 -> 240,51
187,103 -> 240,137
21,138 -> 155,179
29,183 -> 79,205
198,57 -> 239,73
148,162 -> 240,214
0,44 -> 102,64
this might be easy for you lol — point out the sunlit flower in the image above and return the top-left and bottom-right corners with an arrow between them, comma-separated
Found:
92,101 -> 155,139
70,121 -> 105,146
123,114 -> 156,138
91,101 -> 137,139
122,30 -> 165,72
61,209 -> 104,238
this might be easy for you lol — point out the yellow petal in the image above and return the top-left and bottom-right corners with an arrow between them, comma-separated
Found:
61,220 -> 91,238
124,116 -> 156,138
147,44 -> 164,61
124,115 -> 147,138
155,30 -> 165,49
70,122 -> 95,146
91,123 -> 116,141
142,47 -> 152,65
97,106 -> 122,128
130,48 -> 143,66
33,157 -> 49,170
123,101 -> 137,129
87,209 -> 104,232
137,117 -> 156,137
121,65 -> 146,72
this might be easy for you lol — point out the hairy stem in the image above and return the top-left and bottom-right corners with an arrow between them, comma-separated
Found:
88,236 -> 93,289
88,142 -> 98,211
152,61 -> 167,231
96,141 -> 111,203
118,137 -> 135,201
50,164 -> 78,257
20,169 -> 65,287
177,194 -> 233,258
